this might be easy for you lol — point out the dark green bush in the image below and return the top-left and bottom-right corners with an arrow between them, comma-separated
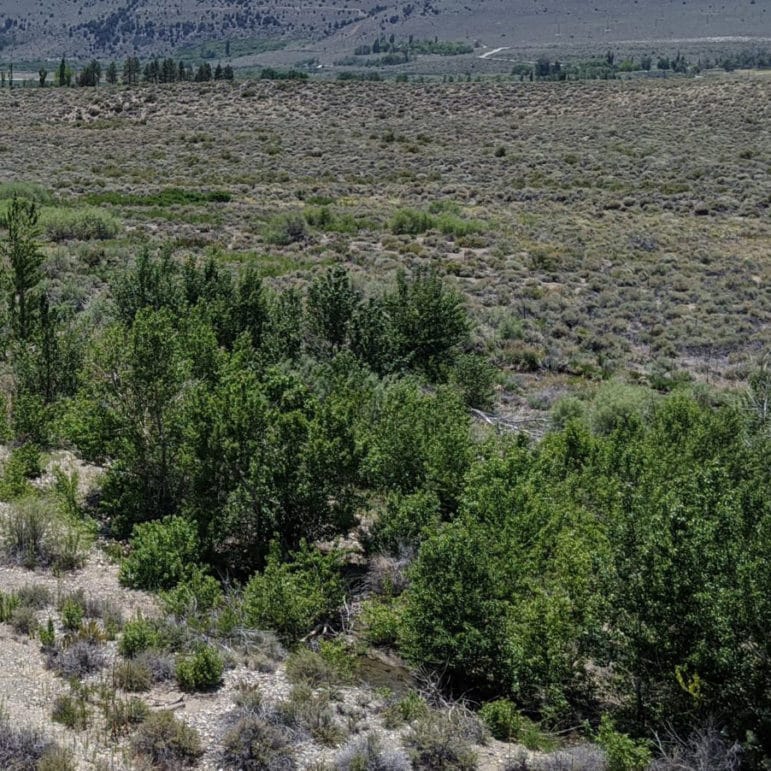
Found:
242,542 -> 344,644
119,615 -> 160,658
175,644 -> 224,691
119,516 -> 199,591
596,715 -> 651,771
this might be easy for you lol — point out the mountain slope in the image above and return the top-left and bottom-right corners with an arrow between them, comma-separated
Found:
0,0 -> 769,62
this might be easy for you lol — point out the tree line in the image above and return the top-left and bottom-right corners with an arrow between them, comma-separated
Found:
28,56 -> 235,88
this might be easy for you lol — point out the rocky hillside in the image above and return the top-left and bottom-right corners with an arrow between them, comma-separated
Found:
0,0 -> 768,61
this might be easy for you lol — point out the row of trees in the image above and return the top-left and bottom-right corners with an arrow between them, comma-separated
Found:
36,56 -> 234,88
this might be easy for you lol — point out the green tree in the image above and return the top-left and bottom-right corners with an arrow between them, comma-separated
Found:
306,266 -> 361,356
385,267 -> 469,378
1,196 -> 44,341
73,309 -> 190,535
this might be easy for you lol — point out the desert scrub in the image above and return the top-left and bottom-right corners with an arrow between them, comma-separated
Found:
1,496 -> 88,570
46,640 -> 106,679
51,685 -> 90,731
381,691 -> 429,729
479,699 -> 555,750
131,710 -> 203,769
0,715 -> 73,770
221,715 -> 297,770
113,659 -> 153,692
103,696 -> 150,738
336,731 -> 411,770
275,684 -> 346,746
40,206 -> 121,241
403,709 -> 481,770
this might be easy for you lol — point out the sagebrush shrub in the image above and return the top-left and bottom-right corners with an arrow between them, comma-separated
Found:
113,659 -> 153,692
131,710 -> 203,769
222,715 -> 297,770
336,732 -> 411,771
46,640 -> 105,679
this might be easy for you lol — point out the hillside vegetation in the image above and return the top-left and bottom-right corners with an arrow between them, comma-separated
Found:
0,76 -> 768,770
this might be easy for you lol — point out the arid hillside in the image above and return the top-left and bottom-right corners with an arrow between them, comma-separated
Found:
0,0 -> 768,61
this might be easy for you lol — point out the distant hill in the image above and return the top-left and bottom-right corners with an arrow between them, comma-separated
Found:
0,0 -> 769,63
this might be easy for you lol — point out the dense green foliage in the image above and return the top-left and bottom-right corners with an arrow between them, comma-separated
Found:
1,196 -> 768,766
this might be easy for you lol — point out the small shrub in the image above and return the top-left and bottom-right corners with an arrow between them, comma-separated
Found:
233,683 -> 263,714
136,650 -> 176,682
0,590 -> 21,622
39,617 -> 56,648
10,605 -> 39,636
83,598 -> 123,639
2,497 -> 51,567
60,598 -> 84,632
648,721 -> 741,771
175,644 -> 224,691
160,567 -> 223,620
285,647 -> 338,687
41,206 -> 121,241
404,711 -> 479,770
15,584 -> 51,609
532,745 -> 608,771
36,746 -> 76,771
46,640 -> 105,679
336,731 -> 411,771
391,209 -> 435,235
131,710 -> 203,769
114,659 -> 153,692
51,690 -> 90,730
119,615 -> 160,657
120,515 -> 199,591
596,715 -> 651,771
0,715 -> 74,770
263,213 -> 307,245
221,715 -> 297,770
75,619 -> 106,644
276,684 -> 346,746
479,700 -> 554,750
382,691 -> 429,728
103,696 -> 150,738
